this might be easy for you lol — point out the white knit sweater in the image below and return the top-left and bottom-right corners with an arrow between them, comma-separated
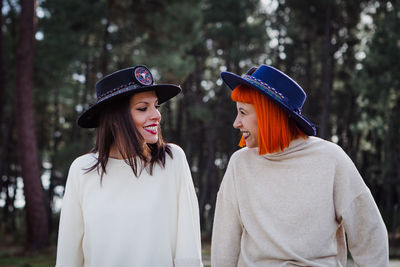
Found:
211,136 -> 388,267
56,144 -> 203,267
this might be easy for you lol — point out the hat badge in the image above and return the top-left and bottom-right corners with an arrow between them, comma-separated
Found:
134,66 -> 153,86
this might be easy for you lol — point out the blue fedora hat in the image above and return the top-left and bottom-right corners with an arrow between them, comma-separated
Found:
221,64 -> 316,136
78,65 -> 181,128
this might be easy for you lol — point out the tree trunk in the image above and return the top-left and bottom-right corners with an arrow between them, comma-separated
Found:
203,123 -> 217,238
14,0 -> 49,250
0,0 -> 5,126
320,0 -> 333,139
302,34 -> 313,116
47,83 -> 61,235
0,112 -> 16,231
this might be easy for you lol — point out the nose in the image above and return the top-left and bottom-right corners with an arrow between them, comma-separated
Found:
151,107 -> 161,121
233,115 -> 241,129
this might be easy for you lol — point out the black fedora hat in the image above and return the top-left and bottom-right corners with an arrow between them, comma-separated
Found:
77,65 -> 181,128
221,64 -> 316,136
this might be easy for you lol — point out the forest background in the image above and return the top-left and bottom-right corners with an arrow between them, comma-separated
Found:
1,0 -> 400,261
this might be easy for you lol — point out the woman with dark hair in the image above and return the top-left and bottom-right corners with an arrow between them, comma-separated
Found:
56,66 -> 203,267
211,65 -> 388,266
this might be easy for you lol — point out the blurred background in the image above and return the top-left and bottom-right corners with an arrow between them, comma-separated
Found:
1,0 -> 399,265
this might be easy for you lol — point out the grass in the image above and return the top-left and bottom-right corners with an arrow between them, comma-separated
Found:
202,241 -> 211,267
0,246 -> 56,267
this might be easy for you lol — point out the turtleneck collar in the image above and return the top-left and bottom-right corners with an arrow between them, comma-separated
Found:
247,136 -> 311,160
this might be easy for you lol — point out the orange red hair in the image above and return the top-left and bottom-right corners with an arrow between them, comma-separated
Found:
231,84 -> 306,155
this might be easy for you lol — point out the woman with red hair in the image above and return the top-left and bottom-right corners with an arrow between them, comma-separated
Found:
211,65 -> 388,266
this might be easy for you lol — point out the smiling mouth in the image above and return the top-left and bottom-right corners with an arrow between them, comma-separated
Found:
144,125 -> 158,135
242,131 -> 250,139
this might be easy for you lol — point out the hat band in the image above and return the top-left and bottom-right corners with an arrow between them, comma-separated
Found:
97,81 -> 142,102
243,75 -> 288,104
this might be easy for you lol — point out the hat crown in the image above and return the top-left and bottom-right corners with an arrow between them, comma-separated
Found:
95,66 -> 153,100
248,65 -> 306,111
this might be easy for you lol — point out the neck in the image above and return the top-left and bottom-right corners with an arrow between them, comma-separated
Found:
109,143 -> 150,160
109,144 -> 124,159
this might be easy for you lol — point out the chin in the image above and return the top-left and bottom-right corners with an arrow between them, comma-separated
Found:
145,139 -> 159,144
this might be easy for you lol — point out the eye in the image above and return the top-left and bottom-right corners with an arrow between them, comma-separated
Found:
137,107 -> 147,112
155,104 -> 161,109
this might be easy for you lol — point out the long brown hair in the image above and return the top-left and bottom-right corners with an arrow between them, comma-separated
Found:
231,84 -> 306,154
86,95 -> 172,180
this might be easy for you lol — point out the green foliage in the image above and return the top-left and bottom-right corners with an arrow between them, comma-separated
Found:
133,0 -> 203,82
1,0 -> 400,246
351,0 -> 400,222
204,0 -> 268,70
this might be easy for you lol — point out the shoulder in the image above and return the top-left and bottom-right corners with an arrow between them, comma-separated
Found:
306,137 -> 358,173
69,153 -> 97,173
167,143 -> 186,159
65,153 -> 98,188
307,136 -> 338,149
306,136 -> 348,158
165,144 -> 192,180
223,147 -> 258,174
229,147 -> 257,164
230,147 -> 252,159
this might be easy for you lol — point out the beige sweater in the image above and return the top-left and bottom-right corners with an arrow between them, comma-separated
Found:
211,137 -> 388,267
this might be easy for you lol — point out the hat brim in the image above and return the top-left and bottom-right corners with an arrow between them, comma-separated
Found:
77,84 -> 181,128
221,71 -> 316,136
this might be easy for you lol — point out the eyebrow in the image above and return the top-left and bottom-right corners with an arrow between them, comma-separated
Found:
133,100 -> 158,106
134,101 -> 149,105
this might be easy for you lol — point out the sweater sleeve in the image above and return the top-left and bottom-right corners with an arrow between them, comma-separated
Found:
56,160 -> 84,267
342,192 -> 389,266
211,158 -> 242,267
174,148 -> 203,267
333,148 -> 388,267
